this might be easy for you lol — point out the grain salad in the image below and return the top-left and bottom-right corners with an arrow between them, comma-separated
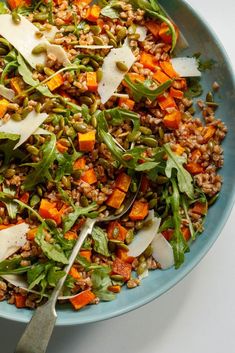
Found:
0,0 -> 227,311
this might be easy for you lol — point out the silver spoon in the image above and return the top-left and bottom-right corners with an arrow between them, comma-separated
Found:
14,184 -> 140,353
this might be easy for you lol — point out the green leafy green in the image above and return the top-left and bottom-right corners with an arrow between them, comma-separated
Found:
23,134 -> 57,190
0,256 -> 31,276
164,143 -> 194,199
91,226 -> 110,257
123,75 -> 172,102
0,50 -> 18,85
1,185 -> 18,219
100,1 -> 120,19
62,203 -> 98,233
0,3 -> 8,14
27,263 -> 47,290
55,148 -> 82,182
169,179 -> 189,268
135,161 -> 159,171
35,225 -> 69,264
181,194 -> 195,240
17,54 -> 53,98
91,266 -> 115,301
47,266 -> 65,287
0,140 -> 25,172
185,78 -> 203,98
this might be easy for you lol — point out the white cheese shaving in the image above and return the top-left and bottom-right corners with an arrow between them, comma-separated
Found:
0,111 -> 48,149
171,57 -> 201,77
0,223 -> 29,261
151,233 -> 174,269
135,25 -> 147,42
128,211 -> 161,257
98,44 -> 136,104
34,128 -> 51,135
43,26 -> 59,41
0,15 -> 70,68
75,45 -> 113,49
0,85 -> 15,101
112,93 -> 129,98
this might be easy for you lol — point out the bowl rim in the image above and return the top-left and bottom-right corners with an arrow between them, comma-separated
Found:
0,0 -> 235,325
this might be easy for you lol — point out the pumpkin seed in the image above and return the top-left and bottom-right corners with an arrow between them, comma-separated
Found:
116,61 -> 128,72
80,195 -> 89,207
59,138 -> 70,147
33,13 -> 48,21
93,36 -> 104,45
90,58 -> 99,70
96,68 -> 103,83
127,131 -> 141,142
5,168 -> 15,178
27,145 -> 39,156
117,27 -> 127,42
22,108 -> 30,119
139,126 -> 152,135
117,242 -> 129,251
143,245 -> 153,258
90,25 -> 101,35
64,25 -> 75,33
114,204 -> 125,215
62,176 -> 71,189
81,57 -> 90,65
11,113 -> 22,121
0,48 -> 8,55
109,38 -> 117,47
208,193 -> 219,206
72,169 -> 82,179
110,274 -> 125,281
91,115 -> 97,128
158,127 -> 164,139
136,221 -> 144,230
142,137 -> 158,147
98,205 -> 107,213
106,30 -> 116,41
12,12 -> 21,24
36,186 -> 43,197
59,117 -> 65,129
44,67 -> 55,76
80,96 -> 93,106
137,262 -> 147,276
156,176 -> 168,184
128,33 -> 140,40
125,230 -> 134,245
32,44 -> 47,55
98,158 -> 110,169
73,122 -> 88,133
83,24 -> 90,34
35,102 -> 42,114
30,194 -> 41,208
206,91 -> 214,102
52,108 -> 67,114
65,126 -> 76,138
149,198 -> 158,209
208,140 -> 215,152
35,31 -> 43,39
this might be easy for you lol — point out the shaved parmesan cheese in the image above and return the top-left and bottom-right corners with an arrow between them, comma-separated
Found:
128,211 -> 161,257
43,26 -> 59,41
0,85 -> 15,101
0,223 -> 29,261
1,274 -> 80,300
171,57 -> 201,77
135,25 -> 147,42
0,111 -> 48,149
151,233 -> 174,269
112,93 -> 129,98
98,44 -> 136,104
34,128 -> 51,135
46,43 -> 70,66
75,45 -> 113,49
0,15 -> 70,68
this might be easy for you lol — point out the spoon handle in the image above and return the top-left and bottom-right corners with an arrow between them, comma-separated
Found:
15,218 -> 96,353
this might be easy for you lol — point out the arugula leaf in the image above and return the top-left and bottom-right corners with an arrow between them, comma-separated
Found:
35,225 -> 69,264
27,263 -> 47,290
91,226 -> 110,257
55,149 -> 82,182
100,1 -> 120,19
169,179 -> 189,269
0,3 -> 9,14
47,266 -> 65,287
23,134 -> 57,190
185,78 -> 202,98
0,140 -> 25,172
91,266 -> 115,301
123,75 -> 172,102
181,194 -> 195,240
135,161 -> 159,171
17,54 -> 53,98
62,203 -> 98,233
164,143 -> 194,199
1,185 -> 18,219
0,256 -> 31,275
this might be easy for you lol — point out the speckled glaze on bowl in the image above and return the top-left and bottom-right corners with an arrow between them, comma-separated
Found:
0,0 -> 234,325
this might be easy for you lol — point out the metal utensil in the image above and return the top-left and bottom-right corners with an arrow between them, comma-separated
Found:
14,184 -> 140,353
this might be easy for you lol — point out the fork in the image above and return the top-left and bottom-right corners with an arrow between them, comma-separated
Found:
14,182 -> 140,353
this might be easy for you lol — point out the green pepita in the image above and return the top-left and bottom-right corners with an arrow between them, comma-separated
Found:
149,198 -> 158,209
117,28 -> 127,42
93,36 -> 104,45
26,145 -> 39,156
142,137 -> 158,147
73,122 -> 88,133
80,195 -> 89,207
91,115 -> 97,128
12,12 -> 21,25
0,48 -> 8,56
139,126 -> 152,135
116,61 -> 128,72
5,168 -> 16,179
62,176 -> 71,189
32,44 -> 47,55
80,96 -> 93,106
96,68 -> 103,83
109,38 -> 117,47
125,230 -> 134,245
11,113 -> 22,121
33,13 -> 48,21
90,25 -> 101,35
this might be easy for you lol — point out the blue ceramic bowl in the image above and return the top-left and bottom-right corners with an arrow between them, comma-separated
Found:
0,0 -> 234,325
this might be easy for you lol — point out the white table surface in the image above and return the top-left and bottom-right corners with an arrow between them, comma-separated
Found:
1,1 -> 235,352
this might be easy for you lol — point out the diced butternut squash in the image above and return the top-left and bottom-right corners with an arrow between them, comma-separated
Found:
163,110 -> 182,129
185,162 -> 204,175
69,290 -> 96,310
39,199 -> 62,225
69,266 -> 82,280
26,227 -> 38,241
10,77 -> 24,95
158,94 -> 176,110
85,4 -> 101,22
191,202 -> 208,215
19,192 -> 30,204
118,97 -> 135,110
108,285 -> 121,293
170,87 -> 184,99
129,201 -> 149,221
64,231 -> 78,240
112,257 -> 132,282
106,189 -> 126,209
7,0 -> 31,9
145,21 -> 160,38
160,61 -> 178,78
73,157 -> 86,170
79,250 -> 92,261
15,294 -> 26,308
140,52 -> 158,71
115,172 -> 131,193
202,126 -> 216,142
116,248 -> 134,264
153,70 -> 170,84
174,144 -> 185,155
162,229 -> 174,241
86,72 -> 98,92
107,221 -> 128,241
181,227 -> 191,241
56,141 -> 68,154
0,99 -> 9,119
74,0 -> 92,7
78,130 -> 96,152
80,168 -> 97,184
191,149 -> 201,162
122,73 -> 145,88
46,74 -> 64,91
